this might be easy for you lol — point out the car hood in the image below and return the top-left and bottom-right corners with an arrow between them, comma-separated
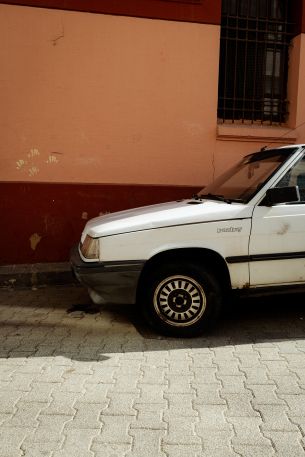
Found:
84,199 -> 252,238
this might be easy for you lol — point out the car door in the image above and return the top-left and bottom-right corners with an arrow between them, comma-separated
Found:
249,152 -> 305,286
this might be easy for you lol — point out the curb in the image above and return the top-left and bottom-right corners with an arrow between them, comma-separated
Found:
0,262 -> 77,288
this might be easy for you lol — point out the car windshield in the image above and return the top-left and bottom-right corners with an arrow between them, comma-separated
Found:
197,147 -> 299,203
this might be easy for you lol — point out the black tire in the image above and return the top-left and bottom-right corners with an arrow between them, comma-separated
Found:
140,261 -> 223,337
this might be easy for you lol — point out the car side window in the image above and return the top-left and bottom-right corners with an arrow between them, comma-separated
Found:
276,155 -> 305,202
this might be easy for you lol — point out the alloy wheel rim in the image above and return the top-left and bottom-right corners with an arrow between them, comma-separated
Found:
153,275 -> 206,327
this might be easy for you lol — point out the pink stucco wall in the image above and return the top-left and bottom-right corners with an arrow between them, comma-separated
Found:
288,34 -> 305,143
1,4 -> 305,189
0,4 -> 220,187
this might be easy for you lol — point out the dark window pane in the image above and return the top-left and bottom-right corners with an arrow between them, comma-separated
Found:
217,0 -> 291,125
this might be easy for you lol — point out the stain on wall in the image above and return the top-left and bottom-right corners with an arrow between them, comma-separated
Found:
29,233 -> 42,250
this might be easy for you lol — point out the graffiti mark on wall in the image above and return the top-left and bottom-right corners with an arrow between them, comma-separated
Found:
16,148 -> 60,176
29,167 -> 39,177
28,148 -> 40,159
16,159 -> 27,170
29,233 -> 42,250
46,155 -> 59,164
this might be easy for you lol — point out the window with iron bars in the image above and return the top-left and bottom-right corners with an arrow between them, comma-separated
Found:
217,0 -> 292,125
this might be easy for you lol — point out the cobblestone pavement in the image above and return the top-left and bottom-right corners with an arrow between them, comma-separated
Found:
1,286 -> 305,456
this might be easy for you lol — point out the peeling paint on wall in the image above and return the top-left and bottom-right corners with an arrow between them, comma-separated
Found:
29,233 -> 42,250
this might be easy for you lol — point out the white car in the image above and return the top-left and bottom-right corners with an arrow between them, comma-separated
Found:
71,144 -> 305,336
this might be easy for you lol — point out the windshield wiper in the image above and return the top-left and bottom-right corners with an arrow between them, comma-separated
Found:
194,193 -> 245,204
197,193 -> 232,204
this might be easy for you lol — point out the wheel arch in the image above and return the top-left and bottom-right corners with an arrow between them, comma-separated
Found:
137,247 -> 232,300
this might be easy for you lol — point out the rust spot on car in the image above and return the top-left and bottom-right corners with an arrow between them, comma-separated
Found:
277,223 -> 290,235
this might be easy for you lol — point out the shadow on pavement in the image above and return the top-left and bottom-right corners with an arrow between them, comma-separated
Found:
0,285 -> 305,361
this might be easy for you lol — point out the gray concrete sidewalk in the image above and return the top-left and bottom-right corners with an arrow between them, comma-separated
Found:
0,285 -> 305,456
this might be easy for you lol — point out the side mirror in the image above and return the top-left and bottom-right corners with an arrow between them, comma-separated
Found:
263,186 -> 300,206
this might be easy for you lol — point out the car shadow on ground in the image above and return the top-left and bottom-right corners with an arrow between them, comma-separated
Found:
0,286 -> 305,361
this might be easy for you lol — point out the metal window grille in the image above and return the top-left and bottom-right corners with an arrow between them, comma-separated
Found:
217,0 -> 292,125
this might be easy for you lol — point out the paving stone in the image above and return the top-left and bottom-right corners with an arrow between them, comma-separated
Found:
233,445 -> 275,456
56,373 -> 89,393
248,384 -> 286,405
0,426 -> 32,457
65,402 -> 105,429
2,400 -> 46,427
193,383 -> 226,405
20,445 -> 55,457
131,402 -> 167,430
93,415 -> 133,444
212,347 -> 235,359
79,382 -> 112,403
0,390 -> 23,413
141,366 -> 167,385
222,392 -> 259,417
103,392 -> 138,416
163,416 -> 201,445
192,367 -> 219,384
1,373 -> 35,391
290,367 -> 305,382
41,391 -> 78,415
236,353 -> 262,368
281,353 -> 305,367
271,374 -> 302,395
257,404 -> 298,432
195,405 -> 232,431
262,360 -> 289,375
229,416 -> 271,446
280,394 -> 305,416
263,430 -> 305,456
165,375 -> 193,393
23,382 -> 55,403
92,444 -> 132,457
138,384 -> 168,404
196,429 -> 238,457
53,428 -> 99,457
217,375 -> 246,393
190,353 -> 215,368
255,347 -> 284,361
216,361 -> 242,376
111,374 -> 141,393
85,366 -> 116,384
289,416 -> 305,434
127,429 -> 166,457
163,393 -> 197,418
242,367 -> 273,385
168,360 -> 191,374
162,444 -> 203,457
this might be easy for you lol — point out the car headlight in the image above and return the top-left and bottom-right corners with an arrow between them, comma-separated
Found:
80,235 -> 99,260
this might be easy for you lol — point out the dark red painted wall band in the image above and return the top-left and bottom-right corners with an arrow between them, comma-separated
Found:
0,182 -> 200,265
0,0 -> 221,24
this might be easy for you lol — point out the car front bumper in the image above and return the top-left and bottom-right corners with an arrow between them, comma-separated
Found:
70,245 -> 145,305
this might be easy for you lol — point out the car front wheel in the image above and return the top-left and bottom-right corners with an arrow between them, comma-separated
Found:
141,262 -> 223,337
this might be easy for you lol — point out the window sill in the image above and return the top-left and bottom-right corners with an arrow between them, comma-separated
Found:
217,124 -> 297,144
